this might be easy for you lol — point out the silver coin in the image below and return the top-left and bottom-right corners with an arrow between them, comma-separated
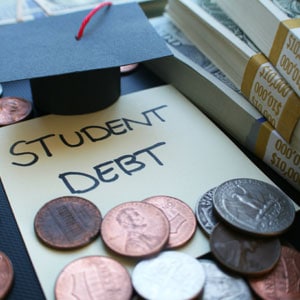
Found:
132,251 -> 206,300
195,187 -> 219,235
198,259 -> 253,300
213,178 -> 295,236
0,84 -> 3,97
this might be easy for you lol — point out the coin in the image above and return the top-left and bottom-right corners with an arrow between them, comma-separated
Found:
34,196 -> 102,249
0,96 -> 32,126
143,195 -> 196,248
55,255 -> 132,300
249,246 -> 300,300
0,84 -> 3,97
120,63 -> 139,74
198,259 -> 253,300
132,251 -> 206,300
0,251 -> 14,299
101,201 -> 170,258
210,223 -> 281,276
195,187 -> 219,235
213,178 -> 295,236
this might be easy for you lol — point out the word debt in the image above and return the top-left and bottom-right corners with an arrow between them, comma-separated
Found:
9,105 -> 168,167
59,142 -> 166,194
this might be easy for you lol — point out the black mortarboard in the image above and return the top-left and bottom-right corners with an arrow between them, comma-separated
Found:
0,2 -> 171,115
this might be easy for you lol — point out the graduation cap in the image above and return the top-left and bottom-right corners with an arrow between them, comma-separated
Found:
0,2 -> 171,115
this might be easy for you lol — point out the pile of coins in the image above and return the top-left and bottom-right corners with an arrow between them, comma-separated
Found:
195,177 -> 300,299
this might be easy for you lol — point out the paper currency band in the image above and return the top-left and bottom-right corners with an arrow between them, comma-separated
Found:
269,19 -> 300,96
241,53 -> 300,143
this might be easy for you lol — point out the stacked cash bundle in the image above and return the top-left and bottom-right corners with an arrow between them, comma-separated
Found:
166,0 -> 300,155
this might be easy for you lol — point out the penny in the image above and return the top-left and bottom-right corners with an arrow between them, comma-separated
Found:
210,223 -> 281,276
213,178 -> 295,236
198,259 -> 253,300
132,251 -> 206,300
0,96 -> 32,126
101,201 -> 170,258
195,187 -> 219,235
143,195 -> 196,248
249,246 -> 300,300
55,255 -> 132,300
34,196 -> 102,249
0,251 -> 14,299
120,63 -> 139,74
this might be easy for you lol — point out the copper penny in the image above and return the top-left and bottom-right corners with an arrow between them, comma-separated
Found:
249,246 -> 300,300
0,251 -> 14,299
143,195 -> 196,248
55,255 -> 132,300
0,96 -> 32,126
120,63 -> 139,74
34,196 -> 102,249
210,223 -> 281,276
101,201 -> 170,258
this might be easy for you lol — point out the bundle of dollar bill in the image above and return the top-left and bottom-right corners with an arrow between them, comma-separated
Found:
147,14 -> 300,192
166,0 -> 300,155
216,0 -> 300,98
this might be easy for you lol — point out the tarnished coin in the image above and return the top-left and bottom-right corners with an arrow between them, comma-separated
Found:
213,178 -> 295,236
55,255 -> 132,300
195,187 -> 219,235
120,63 -> 139,74
101,201 -> 170,258
143,195 -> 196,248
210,223 -> 281,276
0,251 -> 14,299
198,259 -> 253,300
34,196 -> 102,249
0,96 -> 32,126
249,246 -> 300,300
132,251 -> 205,300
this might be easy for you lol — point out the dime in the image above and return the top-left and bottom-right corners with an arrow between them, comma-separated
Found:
210,223 -> 281,276
120,63 -> 139,74
0,96 -> 32,126
0,251 -> 14,299
143,195 -> 196,248
198,259 -> 253,300
101,201 -> 170,258
34,196 -> 102,249
195,187 -> 219,235
132,251 -> 205,300
249,246 -> 300,300
55,255 -> 132,300
213,178 -> 295,236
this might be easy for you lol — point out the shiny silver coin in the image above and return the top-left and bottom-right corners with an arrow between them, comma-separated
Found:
198,259 -> 253,300
195,187 -> 219,235
213,178 -> 295,236
0,84 -> 3,97
132,251 -> 205,300
210,223 -> 281,276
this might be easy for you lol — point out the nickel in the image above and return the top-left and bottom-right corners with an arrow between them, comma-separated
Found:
34,196 -> 102,249
213,178 -> 295,236
143,195 -> 196,248
101,201 -> 170,258
0,251 -> 13,299
210,223 -> 281,276
132,251 -> 205,300
0,96 -> 32,126
55,255 -> 132,300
